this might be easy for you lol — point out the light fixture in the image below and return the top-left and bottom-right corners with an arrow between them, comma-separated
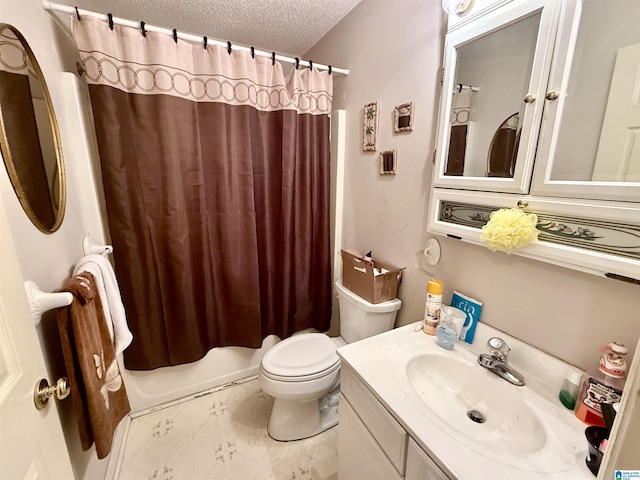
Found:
442,0 -> 474,15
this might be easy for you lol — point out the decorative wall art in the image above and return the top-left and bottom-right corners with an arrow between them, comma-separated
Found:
393,102 -> 414,133
379,149 -> 397,175
363,101 -> 379,152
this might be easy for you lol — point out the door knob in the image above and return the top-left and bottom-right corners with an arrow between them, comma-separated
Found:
523,94 -> 536,104
545,90 -> 559,100
34,377 -> 70,410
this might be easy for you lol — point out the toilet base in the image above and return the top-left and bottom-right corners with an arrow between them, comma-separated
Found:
267,387 -> 340,441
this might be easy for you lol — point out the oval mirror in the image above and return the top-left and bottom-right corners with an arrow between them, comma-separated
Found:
0,24 -> 65,233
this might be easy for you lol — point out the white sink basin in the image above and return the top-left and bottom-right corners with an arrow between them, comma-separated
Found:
394,344 -> 579,473
401,352 -> 546,454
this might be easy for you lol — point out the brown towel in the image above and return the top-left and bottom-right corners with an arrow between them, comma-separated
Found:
57,272 -> 130,459
445,124 -> 468,175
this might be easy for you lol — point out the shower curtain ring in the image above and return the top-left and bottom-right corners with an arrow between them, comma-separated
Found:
173,28 -> 178,43
203,36 -> 207,49
140,21 -> 147,37
309,60 -> 313,71
295,58 -> 299,69
75,7 -> 81,20
227,41 -> 232,55
328,65 -> 332,75
107,13 -> 114,30
271,52 -> 275,66
250,46 -> 255,59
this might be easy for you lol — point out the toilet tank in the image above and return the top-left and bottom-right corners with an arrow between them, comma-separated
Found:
335,280 -> 401,344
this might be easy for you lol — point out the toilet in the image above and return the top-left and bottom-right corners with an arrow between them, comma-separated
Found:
259,280 -> 401,441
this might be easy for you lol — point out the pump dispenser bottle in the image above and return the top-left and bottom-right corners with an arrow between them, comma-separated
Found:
559,368 -> 582,410
575,342 -> 627,426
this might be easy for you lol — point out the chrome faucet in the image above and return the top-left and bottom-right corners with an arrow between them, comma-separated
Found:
477,337 -> 525,386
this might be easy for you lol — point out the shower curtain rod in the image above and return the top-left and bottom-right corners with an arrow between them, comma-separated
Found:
42,0 -> 349,76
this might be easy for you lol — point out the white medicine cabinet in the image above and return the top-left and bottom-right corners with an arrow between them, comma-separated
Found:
429,0 -> 640,281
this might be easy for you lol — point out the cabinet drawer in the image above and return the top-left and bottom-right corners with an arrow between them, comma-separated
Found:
405,438 -> 452,480
341,364 -> 408,474
338,397 -> 403,480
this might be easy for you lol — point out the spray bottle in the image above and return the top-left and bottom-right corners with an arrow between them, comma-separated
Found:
423,279 -> 443,335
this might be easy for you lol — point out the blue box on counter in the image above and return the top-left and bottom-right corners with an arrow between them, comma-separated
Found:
450,291 -> 482,344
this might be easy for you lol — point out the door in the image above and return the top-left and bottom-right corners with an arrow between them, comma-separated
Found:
598,337 -> 640,477
0,198 -> 74,478
592,43 -> 640,182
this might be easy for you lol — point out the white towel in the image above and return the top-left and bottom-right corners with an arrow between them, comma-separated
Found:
451,85 -> 474,126
73,254 -> 133,354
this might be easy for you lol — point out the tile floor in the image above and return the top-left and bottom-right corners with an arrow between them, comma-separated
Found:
116,377 -> 338,480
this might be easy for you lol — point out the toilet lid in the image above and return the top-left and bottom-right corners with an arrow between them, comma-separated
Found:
262,333 -> 339,380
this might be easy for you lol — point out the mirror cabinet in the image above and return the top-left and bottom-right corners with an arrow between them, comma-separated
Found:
428,0 -> 640,281
0,24 -> 65,233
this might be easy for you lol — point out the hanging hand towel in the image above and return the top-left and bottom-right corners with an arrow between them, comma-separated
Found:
451,85 -> 474,126
57,273 -> 131,459
74,254 -> 132,354
446,85 -> 476,176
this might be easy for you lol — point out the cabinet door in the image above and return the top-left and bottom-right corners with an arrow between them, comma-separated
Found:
531,0 -> 640,202
434,0 -> 560,194
341,365 -> 408,473
405,438 -> 452,480
337,397 -> 403,480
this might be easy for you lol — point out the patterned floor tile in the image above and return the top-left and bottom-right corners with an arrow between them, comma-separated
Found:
117,378 -> 338,480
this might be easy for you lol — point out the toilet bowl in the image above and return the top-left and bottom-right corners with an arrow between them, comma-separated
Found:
259,280 -> 401,441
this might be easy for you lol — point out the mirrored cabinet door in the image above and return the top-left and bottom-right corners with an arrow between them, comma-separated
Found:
531,0 -> 640,202
434,0 -> 560,194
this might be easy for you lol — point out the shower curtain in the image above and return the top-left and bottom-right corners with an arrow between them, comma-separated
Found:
74,17 -> 333,370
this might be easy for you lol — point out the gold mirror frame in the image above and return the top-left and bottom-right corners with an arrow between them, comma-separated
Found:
0,24 -> 65,233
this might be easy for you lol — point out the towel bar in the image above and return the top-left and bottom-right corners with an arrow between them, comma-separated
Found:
24,280 -> 73,325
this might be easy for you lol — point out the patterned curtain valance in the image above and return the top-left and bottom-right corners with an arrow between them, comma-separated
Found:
74,17 -> 332,115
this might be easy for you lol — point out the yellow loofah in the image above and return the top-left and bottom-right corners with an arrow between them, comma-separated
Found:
480,208 -> 539,253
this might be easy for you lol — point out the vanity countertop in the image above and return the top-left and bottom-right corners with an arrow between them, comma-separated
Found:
337,322 -> 596,480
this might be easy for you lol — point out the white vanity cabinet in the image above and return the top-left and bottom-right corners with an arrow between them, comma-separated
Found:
338,364 -> 452,480
428,0 -> 640,280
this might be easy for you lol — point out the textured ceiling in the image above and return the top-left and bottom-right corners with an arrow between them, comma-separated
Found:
54,0 -> 362,56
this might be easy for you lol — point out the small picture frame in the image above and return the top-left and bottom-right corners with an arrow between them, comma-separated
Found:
363,101 -> 379,152
379,149 -> 397,175
393,102 -> 414,133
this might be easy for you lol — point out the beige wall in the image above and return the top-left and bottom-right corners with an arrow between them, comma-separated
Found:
306,0 -> 640,371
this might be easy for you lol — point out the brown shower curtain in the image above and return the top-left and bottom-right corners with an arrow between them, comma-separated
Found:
74,17 -> 333,370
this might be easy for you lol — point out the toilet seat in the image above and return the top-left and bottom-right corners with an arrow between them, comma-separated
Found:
261,333 -> 339,382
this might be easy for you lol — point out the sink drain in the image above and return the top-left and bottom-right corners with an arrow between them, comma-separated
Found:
467,410 -> 486,423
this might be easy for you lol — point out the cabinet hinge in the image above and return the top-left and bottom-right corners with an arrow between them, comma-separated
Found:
440,67 -> 444,85
432,149 -> 437,164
